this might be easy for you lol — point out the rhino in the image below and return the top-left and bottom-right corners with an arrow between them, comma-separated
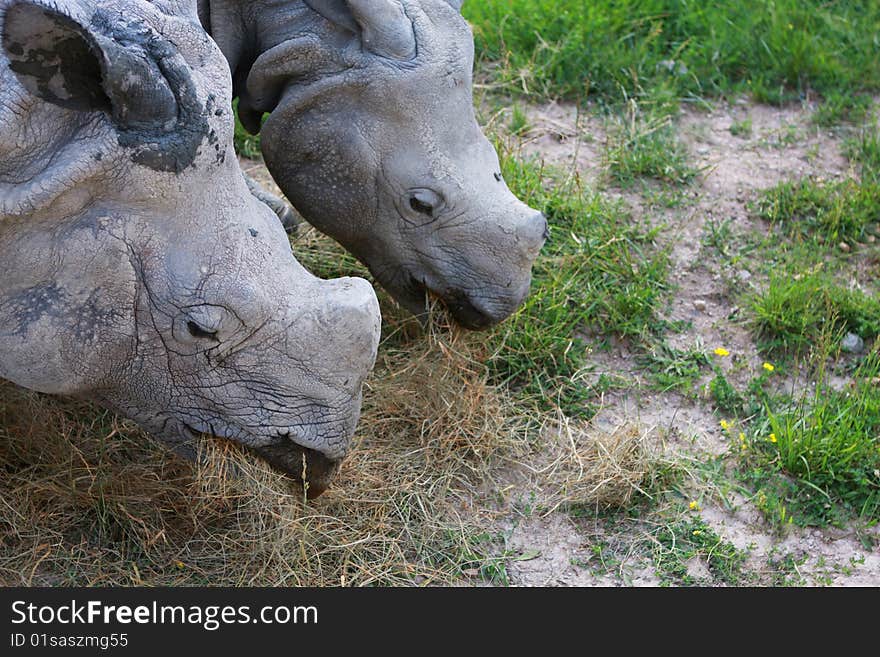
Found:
0,0 -> 381,497
198,0 -> 548,330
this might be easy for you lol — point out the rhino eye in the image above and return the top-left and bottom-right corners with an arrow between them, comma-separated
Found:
409,188 -> 444,216
187,321 -> 219,341
410,197 -> 433,215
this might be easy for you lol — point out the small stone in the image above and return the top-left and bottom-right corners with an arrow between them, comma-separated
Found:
841,332 -> 865,354
867,234 -> 876,244
693,299 -> 707,312
839,242 -> 851,253
736,269 -> 752,283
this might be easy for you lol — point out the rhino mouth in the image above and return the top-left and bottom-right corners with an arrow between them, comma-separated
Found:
249,440 -> 340,499
181,422 -> 340,499
405,274 -> 502,331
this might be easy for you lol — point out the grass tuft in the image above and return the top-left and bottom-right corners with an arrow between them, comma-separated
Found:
749,269 -> 880,354
739,350 -> 880,527
755,177 -> 880,243
603,100 -> 697,186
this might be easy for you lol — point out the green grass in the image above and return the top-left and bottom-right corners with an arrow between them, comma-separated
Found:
739,351 -> 880,527
638,341 -> 709,394
603,101 -> 698,185
487,149 -> 669,415
651,515 -> 748,585
729,117 -> 753,138
755,178 -> 880,243
812,92 -> 873,127
465,0 -> 880,105
749,270 -> 880,354
846,128 -> 880,183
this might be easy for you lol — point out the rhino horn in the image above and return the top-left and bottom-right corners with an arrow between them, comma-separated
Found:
2,0 -> 179,132
304,0 -> 416,60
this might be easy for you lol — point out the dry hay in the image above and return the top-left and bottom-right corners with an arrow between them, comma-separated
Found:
0,228 -> 660,587
0,327 -> 659,586
530,416 -> 659,516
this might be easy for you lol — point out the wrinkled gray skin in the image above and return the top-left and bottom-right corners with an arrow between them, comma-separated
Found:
0,0 -> 381,497
199,0 -> 548,330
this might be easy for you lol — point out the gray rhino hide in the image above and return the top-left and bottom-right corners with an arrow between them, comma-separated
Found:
0,0 -> 381,497
199,0 -> 547,329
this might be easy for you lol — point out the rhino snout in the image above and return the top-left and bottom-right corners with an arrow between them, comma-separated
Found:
515,210 -> 549,262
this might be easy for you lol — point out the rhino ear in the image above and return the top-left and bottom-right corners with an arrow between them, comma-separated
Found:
304,0 -> 416,60
2,1 -> 179,131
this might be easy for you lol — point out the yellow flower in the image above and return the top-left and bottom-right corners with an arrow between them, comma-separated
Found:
720,419 -> 732,430
692,530 -> 702,536
175,561 -> 185,569
714,347 -> 730,357
763,362 -> 775,372
689,500 -> 700,511
740,441 -> 748,451
769,433 -> 777,443
739,432 -> 746,442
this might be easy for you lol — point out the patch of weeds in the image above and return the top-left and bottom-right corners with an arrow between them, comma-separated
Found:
604,100 -> 697,186
812,92 -> 873,127
651,516 -> 748,586
708,350 -> 776,419
709,373 -> 746,416
702,218 -> 738,260
488,148 -> 669,415
738,351 -> 880,528
755,177 -> 880,243
845,128 -> 880,183
729,117 -> 753,138
638,340 -> 710,394
765,551 -> 810,586
749,269 -> 880,353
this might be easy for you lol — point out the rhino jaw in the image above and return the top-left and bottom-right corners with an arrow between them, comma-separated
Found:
250,441 -> 341,499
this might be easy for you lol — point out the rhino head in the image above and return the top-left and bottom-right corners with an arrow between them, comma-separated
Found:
224,0 -> 547,329
0,0 -> 381,497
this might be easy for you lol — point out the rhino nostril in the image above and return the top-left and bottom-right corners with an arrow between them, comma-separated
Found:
517,211 -> 549,247
535,212 -> 550,241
